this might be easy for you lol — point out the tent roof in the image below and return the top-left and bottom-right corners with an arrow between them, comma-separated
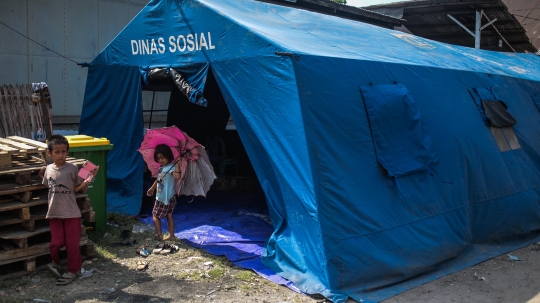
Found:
257,0 -> 403,28
363,0 -> 537,53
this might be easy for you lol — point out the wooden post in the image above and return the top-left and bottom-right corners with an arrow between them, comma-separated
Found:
15,172 -> 32,185
24,258 -> 36,272
0,153 -> 10,168
12,238 -> 28,249
17,207 -> 30,220
10,191 -> 32,203
82,211 -> 96,222
81,242 -> 94,258
21,220 -> 35,232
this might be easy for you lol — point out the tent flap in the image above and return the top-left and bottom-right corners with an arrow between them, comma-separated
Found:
360,83 -> 439,177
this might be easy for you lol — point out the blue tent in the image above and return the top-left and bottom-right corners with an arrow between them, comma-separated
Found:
80,0 -> 540,302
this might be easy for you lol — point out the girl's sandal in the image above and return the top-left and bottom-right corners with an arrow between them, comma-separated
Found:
152,242 -> 165,254
55,273 -> 75,286
160,244 -> 171,255
170,243 -> 180,253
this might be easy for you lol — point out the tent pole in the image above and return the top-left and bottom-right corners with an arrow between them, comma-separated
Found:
475,10 -> 481,49
149,91 -> 155,129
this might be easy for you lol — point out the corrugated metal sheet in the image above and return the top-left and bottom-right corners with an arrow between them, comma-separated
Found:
502,0 -> 540,52
0,0 -> 148,123
257,0 -> 403,28
364,0 -> 537,53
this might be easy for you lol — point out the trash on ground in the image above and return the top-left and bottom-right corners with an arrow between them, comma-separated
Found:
203,261 -> 214,266
474,272 -> 486,281
132,223 -> 154,233
31,277 -> 40,283
32,299 -> 51,303
79,268 -> 95,280
99,288 -> 116,294
508,254 -> 523,261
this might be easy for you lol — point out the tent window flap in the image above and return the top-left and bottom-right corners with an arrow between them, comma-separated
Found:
481,100 -> 516,127
470,87 -> 520,151
360,83 -> 439,177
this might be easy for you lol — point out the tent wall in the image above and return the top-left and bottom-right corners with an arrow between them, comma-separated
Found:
211,56 -> 332,294
80,65 -> 144,215
288,54 -> 540,300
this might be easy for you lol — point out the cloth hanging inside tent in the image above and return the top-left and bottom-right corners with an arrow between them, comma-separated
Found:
140,67 -> 207,106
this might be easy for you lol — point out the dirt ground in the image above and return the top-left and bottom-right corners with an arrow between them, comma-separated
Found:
1,223 -> 539,303
381,242 -> 540,303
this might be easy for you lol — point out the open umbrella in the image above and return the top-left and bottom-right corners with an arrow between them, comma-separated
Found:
138,126 -> 216,197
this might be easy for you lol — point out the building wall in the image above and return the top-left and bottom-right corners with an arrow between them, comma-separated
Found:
0,0 -> 168,127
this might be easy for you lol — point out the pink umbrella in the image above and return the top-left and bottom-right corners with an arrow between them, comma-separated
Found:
138,126 -> 216,197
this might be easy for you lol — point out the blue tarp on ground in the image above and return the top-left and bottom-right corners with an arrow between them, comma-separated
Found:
139,192 -> 301,292
80,1 -> 540,302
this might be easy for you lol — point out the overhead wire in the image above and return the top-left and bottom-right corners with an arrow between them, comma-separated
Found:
0,21 -> 80,65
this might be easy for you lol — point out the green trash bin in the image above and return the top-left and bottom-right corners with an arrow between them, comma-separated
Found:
66,135 -> 114,231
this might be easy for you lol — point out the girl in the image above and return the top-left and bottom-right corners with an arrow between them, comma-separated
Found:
147,144 -> 182,241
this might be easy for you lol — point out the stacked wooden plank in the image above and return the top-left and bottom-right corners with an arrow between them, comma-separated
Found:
0,137 -> 94,272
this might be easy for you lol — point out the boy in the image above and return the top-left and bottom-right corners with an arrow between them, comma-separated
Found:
39,135 -> 97,285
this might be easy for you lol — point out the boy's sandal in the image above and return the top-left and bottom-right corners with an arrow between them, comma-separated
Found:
48,263 -> 63,278
135,244 -> 150,256
152,242 -> 165,254
55,273 -> 75,286
140,247 -> 151,257
153,235 -> 162,242
136,260 -> 149,271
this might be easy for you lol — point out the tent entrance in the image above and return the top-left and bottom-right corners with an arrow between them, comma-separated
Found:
138,69 -> 291,289
141,68 -> 257,181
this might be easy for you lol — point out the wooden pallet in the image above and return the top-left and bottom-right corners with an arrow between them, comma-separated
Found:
0,191 -> 95,271
0,192 -> 91,244
0,136 -> 47,169
0,238 -> 94,272
0,145 -> 96,272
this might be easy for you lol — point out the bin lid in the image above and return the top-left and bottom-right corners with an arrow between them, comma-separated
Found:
65,135 -> 111,147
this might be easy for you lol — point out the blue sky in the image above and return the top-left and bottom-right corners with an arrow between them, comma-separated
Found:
346,0 -> 403,7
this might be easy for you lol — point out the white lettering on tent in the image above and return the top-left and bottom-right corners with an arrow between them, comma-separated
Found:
150,39 -> 158,54
208,32 -> 215,50
158,37 -> 165,54
131,33 -> 215,55
199,33 -> 208,50
187,34 -> 195,51
141,39 -> 150,54
169,36 -> 176,52
177,35 -> 186,52
131,40 -> 139,55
